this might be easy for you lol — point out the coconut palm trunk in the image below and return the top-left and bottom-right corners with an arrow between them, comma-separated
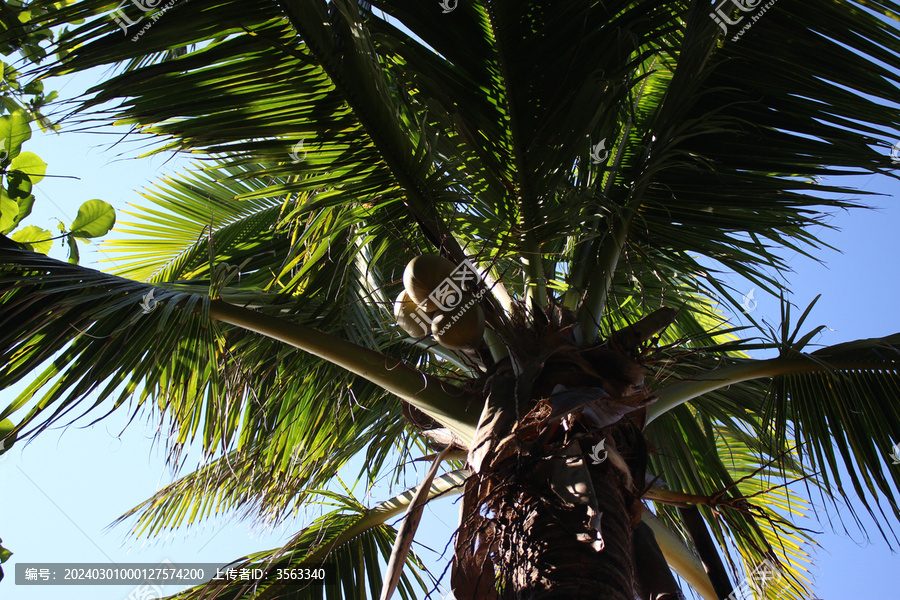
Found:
445,310 -> 665,599
484,446 -> 635,600
3,1 -> 900,599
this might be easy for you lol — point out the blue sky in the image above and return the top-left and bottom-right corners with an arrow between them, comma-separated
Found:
2,60 -> 900,600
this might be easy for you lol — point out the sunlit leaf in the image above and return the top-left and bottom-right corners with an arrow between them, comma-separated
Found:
0,193 -> 17,233
0,111 -> 30,160
66,234 -> 79,264
10,225 -> 52,254
69,199 -> 115,238
9,151 -> 47,185
5,170 -> 32,199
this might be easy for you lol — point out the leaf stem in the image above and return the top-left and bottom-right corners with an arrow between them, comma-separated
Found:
577,203 -> 635,342
641,510 -> 717,600
305,469 -> 469,565
648,356 -> 894,423
209,300 -> 480,444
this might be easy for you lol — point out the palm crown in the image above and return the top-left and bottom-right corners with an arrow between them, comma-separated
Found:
1,0 -> 900,598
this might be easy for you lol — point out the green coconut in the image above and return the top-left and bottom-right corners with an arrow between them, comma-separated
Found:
393,290 -> 433,337
402,254 -> 456,312
431,301 -> 485,350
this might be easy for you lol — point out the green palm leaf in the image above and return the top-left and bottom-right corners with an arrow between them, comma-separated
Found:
158,470 -> 468,600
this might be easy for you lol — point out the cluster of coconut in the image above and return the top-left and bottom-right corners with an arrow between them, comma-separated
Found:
394,255 -> 485,350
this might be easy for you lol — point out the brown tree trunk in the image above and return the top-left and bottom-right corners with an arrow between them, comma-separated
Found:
452,371 -> 644,599
450,313 -> 672,599
497,455 -> 635,599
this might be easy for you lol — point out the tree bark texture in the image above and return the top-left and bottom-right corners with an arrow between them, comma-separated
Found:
450,334 -> 662,599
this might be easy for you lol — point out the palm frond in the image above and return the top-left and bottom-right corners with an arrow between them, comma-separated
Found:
103,160 -> 292,283
648,330 -> 900,532
0,243 -> 475,463
160,470 -> 468,600
14,0 -> 896,331
646,401 -> 818,599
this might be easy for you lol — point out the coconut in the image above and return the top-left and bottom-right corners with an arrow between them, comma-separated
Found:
403,254 -> 456,311
394,290 -> 433,337
431,301 -> 485,350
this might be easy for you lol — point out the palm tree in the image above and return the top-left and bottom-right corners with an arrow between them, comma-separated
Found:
2,0 -> 900,598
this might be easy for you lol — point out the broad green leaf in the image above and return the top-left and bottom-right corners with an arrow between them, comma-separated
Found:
66,234 -> 80,264
11,226 -> 53,254
69,199 -> 115,239
5,171 -> 32,199
0,189 -> 32,232
0,111 -> 31,160
9,151 -> 47,185
22,79 -> 43,96
15,195 -> 35,225
0,193 -> 16,233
